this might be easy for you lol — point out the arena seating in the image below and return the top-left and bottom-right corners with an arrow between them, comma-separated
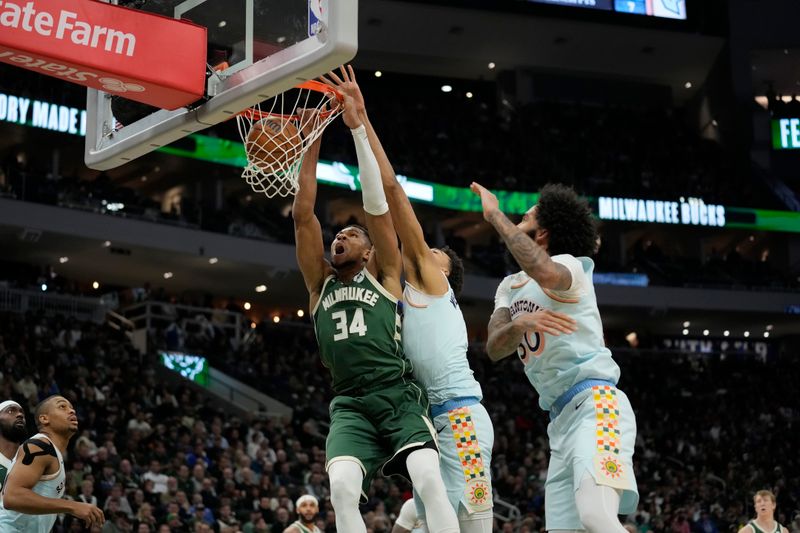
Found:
1,310 -> 797,532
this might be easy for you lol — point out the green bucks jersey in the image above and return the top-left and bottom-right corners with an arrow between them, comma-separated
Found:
312,268 -> 410,394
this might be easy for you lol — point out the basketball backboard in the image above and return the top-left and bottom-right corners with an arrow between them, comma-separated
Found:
85,0 -> 357,170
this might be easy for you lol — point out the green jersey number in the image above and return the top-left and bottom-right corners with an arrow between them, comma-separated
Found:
331,308 -> 368,341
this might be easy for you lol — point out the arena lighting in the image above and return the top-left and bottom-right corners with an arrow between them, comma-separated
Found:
273,316 -> 280,323
163,272 -> 173,279
703,329 -> 710,336
59,257 -> 69,264
684,81 -> 692,89
723,330 -> 730,337
255,285 -> 267,293
766,324 -> 773,331
744,331 -> 750,338
682,328 -> 689,336
441,85 -> 453,93
102,240 -> 111,247
276,36 -> 286,43
466,92 -> 473,98
217,20 -> 226,28
41,283 -> 47,291
297,309 -> 305,317
764,331 -> 770,338
244,302 -> 252,310
208,257 -> 218,264
92,281 -> 100,289
374,71 -> 382,78
250,322 -> 256,329
683,321 -> 690,328
488,62 -> 496,70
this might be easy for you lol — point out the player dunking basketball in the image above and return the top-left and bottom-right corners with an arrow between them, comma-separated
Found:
473,183 -> 638,532
325,69 -> 495,532
293,66 -> 459,533
0,395 -> 104,531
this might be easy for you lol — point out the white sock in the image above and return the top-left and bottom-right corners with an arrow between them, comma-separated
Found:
328,460 -> 367,533
458,508 -> 494,533
406,448 -> 459,533
574,473 -> 627,533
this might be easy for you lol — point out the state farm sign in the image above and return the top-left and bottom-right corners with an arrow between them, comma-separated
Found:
0,0 -> 207,109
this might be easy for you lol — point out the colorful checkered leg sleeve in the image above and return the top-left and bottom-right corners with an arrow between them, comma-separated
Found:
448,406 -> 492,511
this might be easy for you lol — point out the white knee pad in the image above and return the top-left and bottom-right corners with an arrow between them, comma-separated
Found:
328,460 -> 367,533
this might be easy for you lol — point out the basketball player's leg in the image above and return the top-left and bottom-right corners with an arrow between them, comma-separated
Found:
548,386 -> 638,532
421,402 -> 494,533
371,381 -> 459,533
327,460 -> 367,533
326,396 -> 388,533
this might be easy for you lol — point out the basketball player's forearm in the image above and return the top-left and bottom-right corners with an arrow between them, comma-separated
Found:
292,140 -> 321,219
486,210 -> 562,287
3,488 -> 77,515
486,321 -> 523,361
361,115 -> 429,257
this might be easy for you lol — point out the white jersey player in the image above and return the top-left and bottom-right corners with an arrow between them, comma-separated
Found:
0,396 -> 104,532
472,182 -> 638,533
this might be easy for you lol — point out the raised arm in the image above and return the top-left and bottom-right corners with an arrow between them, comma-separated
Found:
470,182 -> 571,290
292,113 -> 334,309
323,66 -> 403,297
362,114 -> 447,294
3,440 -> 104,526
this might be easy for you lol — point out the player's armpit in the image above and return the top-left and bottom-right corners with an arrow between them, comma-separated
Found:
485,307 -> 522,362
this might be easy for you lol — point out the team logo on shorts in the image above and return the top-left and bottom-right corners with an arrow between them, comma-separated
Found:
600,457 -> 622,479
467,478 -> 490,506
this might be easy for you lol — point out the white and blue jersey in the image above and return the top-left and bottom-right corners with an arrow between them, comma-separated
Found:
495,254 -> 638,529
402,280 -> 482,404
0,434 -> 66,533
403,278 -> 494,520
494,254 -> 620,411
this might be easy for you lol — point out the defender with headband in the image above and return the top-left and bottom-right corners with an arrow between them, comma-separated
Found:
473,182 -> 639,533
0,400 -> 27,495
284,495 -> 322,533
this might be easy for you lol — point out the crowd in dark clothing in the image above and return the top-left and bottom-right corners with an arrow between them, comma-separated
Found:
2,308 -> 797,532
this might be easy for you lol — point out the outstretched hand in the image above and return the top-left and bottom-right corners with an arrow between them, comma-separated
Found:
470,182 -> 500,221
320,65 -> 365,130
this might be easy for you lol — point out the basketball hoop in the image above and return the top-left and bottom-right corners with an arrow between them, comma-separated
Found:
236,80 -> 343,198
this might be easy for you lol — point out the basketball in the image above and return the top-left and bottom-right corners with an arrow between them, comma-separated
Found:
246,118 -> 302,170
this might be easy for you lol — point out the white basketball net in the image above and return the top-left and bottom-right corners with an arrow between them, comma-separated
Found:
236,81 -> 343,198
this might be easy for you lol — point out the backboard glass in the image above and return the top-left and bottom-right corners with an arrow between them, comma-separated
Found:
85,0 -> 357,170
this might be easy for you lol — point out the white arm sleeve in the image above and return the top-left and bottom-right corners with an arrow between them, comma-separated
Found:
493,276 -> 513,311
549,254 -> 589,300
351,124 -> 388,216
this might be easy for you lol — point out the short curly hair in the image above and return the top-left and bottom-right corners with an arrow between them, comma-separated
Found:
439,246 -> 464,298
535,184 -> 598,257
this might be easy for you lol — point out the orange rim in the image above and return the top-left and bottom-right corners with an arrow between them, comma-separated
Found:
240,80 -> 343,121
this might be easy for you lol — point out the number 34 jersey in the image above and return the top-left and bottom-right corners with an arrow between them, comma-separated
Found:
313,268 -> 412,395
494,254 -> 620,411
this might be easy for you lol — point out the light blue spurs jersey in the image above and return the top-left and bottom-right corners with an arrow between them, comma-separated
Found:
402,279 -> 482,404
0,434 -> 66,533
495,254 -> 619,411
